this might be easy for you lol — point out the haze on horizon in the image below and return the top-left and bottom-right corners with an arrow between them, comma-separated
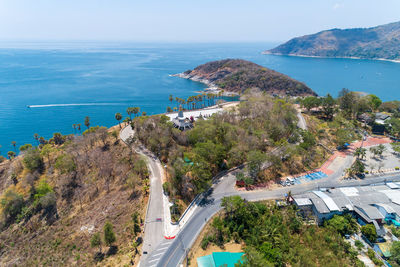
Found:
0,0 -> 400,43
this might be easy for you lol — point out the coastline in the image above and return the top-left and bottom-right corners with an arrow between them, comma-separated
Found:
262,51 -> 400,64
171,73 -> 239,97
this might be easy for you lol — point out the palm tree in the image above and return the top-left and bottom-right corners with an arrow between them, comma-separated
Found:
7,151 -> 16,160
72,124 -> 77,134
169,94 -> 173,104
11,141 -> 16,152
127,107 -> 134,120
115,113 -> 122,128
77,124 -> 81,133
142,111 -> 147,116
133,107 -> 140,117
84,116 -> 90,129
34,133 -> 40,145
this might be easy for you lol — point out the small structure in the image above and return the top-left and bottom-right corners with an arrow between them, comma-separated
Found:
172,108 -> 193,131
358,113 -> 373,124
197,252 -> 244,267
375,112 -> 391,125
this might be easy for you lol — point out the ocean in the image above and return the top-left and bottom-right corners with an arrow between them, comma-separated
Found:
1,42 -> 400,156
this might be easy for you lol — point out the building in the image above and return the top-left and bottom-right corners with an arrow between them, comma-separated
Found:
375,112 -> 391,125
172,109 -> 193,131
293,183 -> 400,237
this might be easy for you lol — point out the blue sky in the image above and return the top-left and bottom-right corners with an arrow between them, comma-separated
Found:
0,0 -> 399,42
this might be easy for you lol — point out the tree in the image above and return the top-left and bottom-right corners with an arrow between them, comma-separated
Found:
368,94 -> 382,112
361,224 -> 377,242
40,144 -> 55,165
325,214 -> 358,236
133,107 -> 140,117
322,94 -> 336,120
370,147 -> 379,158
301,96 -> 321,112
115,113 -> 122,128
391,142 -> 400,155
91,233 -> 102,253
11,141 -> 17,152
1,188 -> 24,223
127,107 -> 134,120
376,144 -> 386,157
84,116 -> 90,129
34,133 -> 40,145
354,147 -> 367,160
338,88 -> 355,119
247,150 -> 266,181
142,111 -> 147,116
19,144 -> 32,152
7,151 -> 16,160
166,106 -> 173,113
23,148 -> 44,173
104,221 -> 116,247
169,94 -> 173,104
390,241 -> 400,265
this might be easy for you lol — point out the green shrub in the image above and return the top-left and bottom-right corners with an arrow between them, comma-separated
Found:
201,236 -> 210,250
361,224 -> 377,242
162,182 -> 171,196
55,154 -> 76,174
396,167 -> 400,171
23,148 -> 44,173
355,240 -> 364,250
103,222 -> 116,247
1,189 -> 25,223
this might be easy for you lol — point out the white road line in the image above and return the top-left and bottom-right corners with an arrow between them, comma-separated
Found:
148,258 -> 160,263
153,252 -> 164,257
155,247 -> 168,252
149,265 -> 157,267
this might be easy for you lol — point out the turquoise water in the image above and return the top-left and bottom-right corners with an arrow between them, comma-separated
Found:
1,42 -> 400,155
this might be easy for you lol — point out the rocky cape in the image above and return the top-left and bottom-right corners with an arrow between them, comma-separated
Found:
176,59 -> 316,97
265,21 -> 400,62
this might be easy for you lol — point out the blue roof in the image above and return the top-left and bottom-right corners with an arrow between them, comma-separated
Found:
197,252 -> 244,267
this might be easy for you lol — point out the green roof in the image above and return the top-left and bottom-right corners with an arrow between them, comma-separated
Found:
197,252 -> 244,267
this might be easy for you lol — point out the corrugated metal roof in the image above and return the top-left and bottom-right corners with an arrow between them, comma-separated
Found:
340,187 -> 359,197
355,204 -> 384,220
374,203 -> 396,214
294,198 -> 312,206
387,182 -> 400,189
313,191 -> 340,211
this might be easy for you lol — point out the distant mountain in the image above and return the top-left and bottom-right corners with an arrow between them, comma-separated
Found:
179,59 -> 316,97
265,21 -> 400,61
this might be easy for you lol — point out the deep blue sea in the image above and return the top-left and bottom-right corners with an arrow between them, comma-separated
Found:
1,42 -> 400,156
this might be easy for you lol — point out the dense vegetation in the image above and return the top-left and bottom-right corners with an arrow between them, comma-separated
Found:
199,196 -> 364,267
182,59 -> 316,96
267,21 -> 400,61
0,126 -> 148,266
132,94 -> 330,205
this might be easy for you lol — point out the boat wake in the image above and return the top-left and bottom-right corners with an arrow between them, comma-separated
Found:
27,103 -> 124,108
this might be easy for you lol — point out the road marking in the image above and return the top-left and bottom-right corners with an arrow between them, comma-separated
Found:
153,252 -> 164,257
148,258 -> 160,263
149,265 -> 157,267
155,247 -> 168,252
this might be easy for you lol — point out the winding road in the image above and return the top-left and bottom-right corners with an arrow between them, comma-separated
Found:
120,113 -> 397,267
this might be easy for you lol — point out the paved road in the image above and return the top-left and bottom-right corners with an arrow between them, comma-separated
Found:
120,126 -> 166,266
139,152 -> 165,265
297,110 -> 307,130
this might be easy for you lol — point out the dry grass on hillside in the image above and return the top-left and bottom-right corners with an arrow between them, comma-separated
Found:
0,127 -> 148,266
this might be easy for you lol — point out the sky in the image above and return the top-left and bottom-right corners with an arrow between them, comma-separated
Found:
0,0 -> 400,42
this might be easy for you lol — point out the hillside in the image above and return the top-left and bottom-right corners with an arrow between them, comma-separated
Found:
0,126 -> 148,266
180,59 -> 316,97
266,21 -> 400,61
